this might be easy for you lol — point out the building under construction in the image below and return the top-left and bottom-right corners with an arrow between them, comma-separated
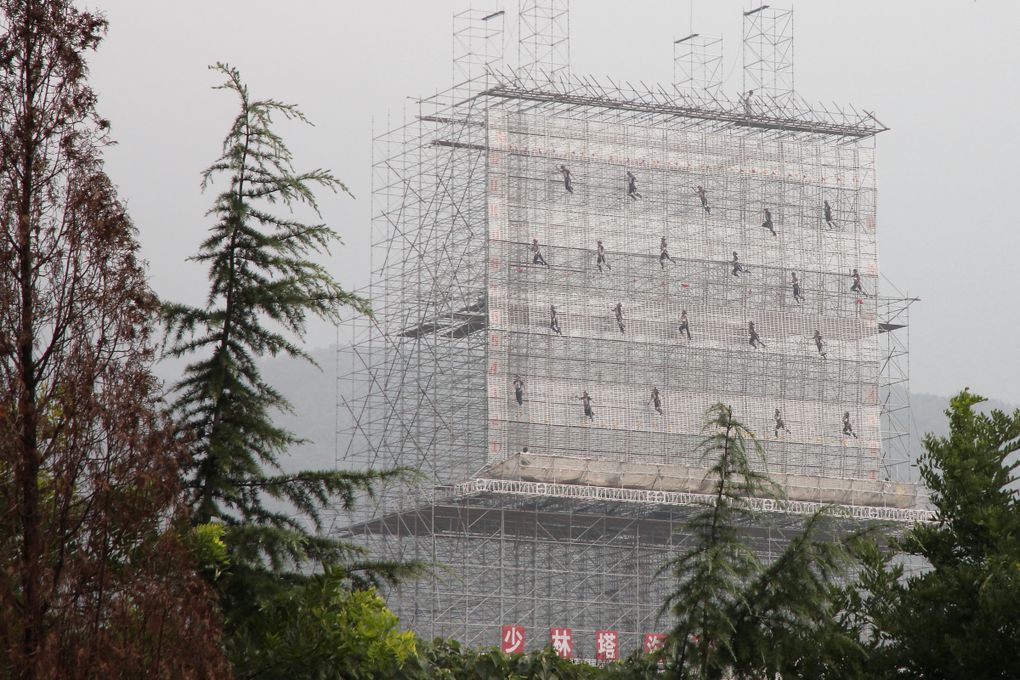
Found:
336,2 -> 926,659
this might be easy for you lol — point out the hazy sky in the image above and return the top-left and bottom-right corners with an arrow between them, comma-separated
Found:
84,1 -> 1020,405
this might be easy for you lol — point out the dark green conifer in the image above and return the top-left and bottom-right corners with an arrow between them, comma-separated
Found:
659,403 -> 869,679
164,64 -> 405,585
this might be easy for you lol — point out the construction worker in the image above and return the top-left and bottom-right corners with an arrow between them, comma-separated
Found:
823,199 -> 837,229
813,330 -> 828,359
742,89 -> 755,117
762,207 -> 776,237
559,165 -> 573,193
732,251 -> 749,277
649,387 -> 663,415
626,170 -> 641,200
513,376 -> 525,406
678,309 -> 692,340
576,391 -> 595,421
774,408 -> 789,437
696,185 -> 711,214
614,302 -> 625,334
660,236 -> 675,268
550,305 -> 562,335
850,268 -> 868,297
531,238 -> 548,266
749,321 -> 765,349
791,272 -> 802,304
596,240 -> 611,272
842,411 -> 858,439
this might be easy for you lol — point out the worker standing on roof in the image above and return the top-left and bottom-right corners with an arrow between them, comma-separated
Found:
743,89 -> 755,117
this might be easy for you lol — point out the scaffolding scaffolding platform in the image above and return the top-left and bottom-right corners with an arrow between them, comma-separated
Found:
336,2 -> 925,660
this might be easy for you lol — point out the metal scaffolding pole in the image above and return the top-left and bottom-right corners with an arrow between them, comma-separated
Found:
335,3 -> 925,660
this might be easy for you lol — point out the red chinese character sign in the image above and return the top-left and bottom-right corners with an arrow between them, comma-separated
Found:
501,625 -> 525,654
595,630 -> 619,661
549,627 -> 573,658
643,633 -> 667,654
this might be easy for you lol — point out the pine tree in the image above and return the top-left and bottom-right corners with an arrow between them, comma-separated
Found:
658,404 -> 869,679
0,3 -> 227,677
870,389 -> 1020,679
163,64 -> 411,590
658,404 -> 775,679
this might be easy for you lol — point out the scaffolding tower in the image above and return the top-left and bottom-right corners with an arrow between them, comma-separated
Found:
337,3 -> 927,660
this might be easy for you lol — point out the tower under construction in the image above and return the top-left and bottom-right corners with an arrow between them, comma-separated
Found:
336,2 -> 926,660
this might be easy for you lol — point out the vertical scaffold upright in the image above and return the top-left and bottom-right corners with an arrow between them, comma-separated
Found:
336,2 -> 929,659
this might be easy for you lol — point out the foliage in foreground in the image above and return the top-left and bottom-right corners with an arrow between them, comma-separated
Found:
229,571 -> 417,680
162,64 -> 419,674
658,403 -> 872,679
400,639 -> 659,680
854,389 -> 1020,679
389,393 -> 1020,680
0,2 -> 227,677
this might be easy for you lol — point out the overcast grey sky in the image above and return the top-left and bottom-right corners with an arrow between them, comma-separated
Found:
84,1 -> 1020,405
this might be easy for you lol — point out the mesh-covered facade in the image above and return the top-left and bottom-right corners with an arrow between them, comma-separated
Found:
337,4 -> 925,658
486,108 -> 881,480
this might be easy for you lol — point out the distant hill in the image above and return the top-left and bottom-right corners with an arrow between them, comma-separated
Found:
255,345 -> 1018,480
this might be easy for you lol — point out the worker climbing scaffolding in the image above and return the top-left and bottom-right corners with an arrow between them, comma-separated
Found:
659,236 -> 676,269
649,387 -> 662,415
550,305 -> 562,335
762,207 -> 776,237
813,330 -> 828,359
626,170 -> 641,200
576,391 -> 595,421
677,309 -> 692,340
824,199 -> 837,229
532,238 -> 548,266
559,165 -> 573,193
842,411 -> 858,439
749,321 -> 765,349
774,408 -> 789,437
596,240 -> 611,272
850,267 -> 869,297
696,185 -> 711,214
732,251 -> 749,277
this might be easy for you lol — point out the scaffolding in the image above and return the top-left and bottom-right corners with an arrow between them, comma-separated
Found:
674,33 -> 723,100
742,5 -> 794,113
336,2 -> 926,659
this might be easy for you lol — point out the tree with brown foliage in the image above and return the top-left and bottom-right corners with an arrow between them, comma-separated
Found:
0,2 -> 228,678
